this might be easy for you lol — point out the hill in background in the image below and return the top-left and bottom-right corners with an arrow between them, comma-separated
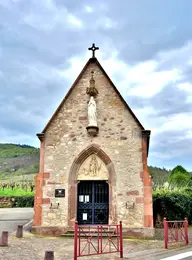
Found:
0,143 -> 170,182
148,165 -> 170,184
0,143 -> 39,181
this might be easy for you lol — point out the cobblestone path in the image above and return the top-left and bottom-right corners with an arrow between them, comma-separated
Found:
1,232 -> 166,260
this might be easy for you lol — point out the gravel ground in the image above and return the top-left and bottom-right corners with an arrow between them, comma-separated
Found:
0,232 -> 166,260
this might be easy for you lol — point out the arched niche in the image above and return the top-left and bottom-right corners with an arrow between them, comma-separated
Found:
77,154 -> 109,180
68,144 -> 116,227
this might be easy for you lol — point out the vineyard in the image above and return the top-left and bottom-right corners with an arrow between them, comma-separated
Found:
0,181 -> 35,196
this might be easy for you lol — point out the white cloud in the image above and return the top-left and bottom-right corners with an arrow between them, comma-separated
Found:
177,82 -> 192,92
186,130 -> 192,139
84,5 -> 93,13
67,14 -> 84,28
150,151 -> 173,160
177,83 -> 192,103
0,128 -> 38,147
94,17 -> 117,30
58,55 -> 88,81
23,1 -> 84,31
128,68 -> 181,97
24,13 -> 57,31
132,106 -> 157,128
23,0 -> 59,31
0,70 -> 3,78
158,113 -> 192,132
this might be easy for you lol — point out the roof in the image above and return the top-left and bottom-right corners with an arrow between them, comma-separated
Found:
38,57 -> 151,156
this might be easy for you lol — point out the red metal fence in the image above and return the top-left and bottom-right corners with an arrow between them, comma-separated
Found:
74,221 -> 123,260
164,217 -> 188,249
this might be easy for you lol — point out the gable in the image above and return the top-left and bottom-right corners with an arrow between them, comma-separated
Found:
41,57 -> 145,134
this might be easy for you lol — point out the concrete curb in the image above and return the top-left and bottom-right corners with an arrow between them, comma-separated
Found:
23,219 -> 33,231
126,245 -> 192,259
11,219 -> 33,234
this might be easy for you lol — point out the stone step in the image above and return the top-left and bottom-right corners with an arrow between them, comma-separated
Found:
67,229 -> 117,233
61,233 -> 118,237
61,233 -> 75,237
61,229 -> 118,237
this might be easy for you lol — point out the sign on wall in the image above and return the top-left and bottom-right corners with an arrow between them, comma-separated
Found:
55,189 -> 65,197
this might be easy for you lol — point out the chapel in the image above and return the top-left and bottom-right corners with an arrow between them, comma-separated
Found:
32,44 -> 153,237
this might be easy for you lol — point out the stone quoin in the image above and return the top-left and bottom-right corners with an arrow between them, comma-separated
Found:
32,44 -> 153,237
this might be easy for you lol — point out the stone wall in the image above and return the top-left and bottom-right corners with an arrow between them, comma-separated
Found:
0,197 -> 13,207
39,59 -> 147,230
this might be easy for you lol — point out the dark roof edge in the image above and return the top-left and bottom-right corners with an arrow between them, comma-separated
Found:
142,130 -> 151,157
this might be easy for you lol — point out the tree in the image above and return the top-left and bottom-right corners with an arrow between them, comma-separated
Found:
168,165 -> 190,186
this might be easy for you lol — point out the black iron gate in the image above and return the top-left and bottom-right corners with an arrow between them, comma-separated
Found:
77,181 -> 109,225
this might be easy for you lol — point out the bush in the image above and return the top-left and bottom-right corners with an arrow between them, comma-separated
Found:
168,165 -> 191,186
12,196 -> 34,207
153,189 -> 192,227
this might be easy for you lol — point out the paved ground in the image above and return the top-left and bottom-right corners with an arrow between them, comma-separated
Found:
130,247 -> 192,259
0,208 -> 34,234
0,232 -> 163,259
1,231 -> 192,260
1,208 -> 192,259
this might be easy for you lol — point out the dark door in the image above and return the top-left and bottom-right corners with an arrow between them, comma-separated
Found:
77,181 -> 109,225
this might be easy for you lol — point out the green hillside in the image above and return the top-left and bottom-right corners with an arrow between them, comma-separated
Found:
148,165 -> 170,184
0,143 -> 171,184
0,143 -> 39,157
0,143 -> 39,181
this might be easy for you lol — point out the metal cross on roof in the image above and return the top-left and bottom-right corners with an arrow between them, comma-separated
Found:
88,43 -> 99,58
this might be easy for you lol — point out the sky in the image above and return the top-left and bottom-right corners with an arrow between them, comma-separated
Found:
0,0 -> 192,171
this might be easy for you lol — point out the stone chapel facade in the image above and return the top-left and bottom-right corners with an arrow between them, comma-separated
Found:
32,45 -> 153,237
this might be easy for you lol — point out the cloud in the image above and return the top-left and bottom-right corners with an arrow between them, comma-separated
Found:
67,14 -> 84,28
23,1 -> 84,31
84,5 -> 93,13
0,0 -> 192,171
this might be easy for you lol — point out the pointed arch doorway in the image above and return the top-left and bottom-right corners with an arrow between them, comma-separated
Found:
68,144 -> 116,227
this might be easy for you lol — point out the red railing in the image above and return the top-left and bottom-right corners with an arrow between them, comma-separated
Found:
164,217 -> 188,249
74,221 -> 123,260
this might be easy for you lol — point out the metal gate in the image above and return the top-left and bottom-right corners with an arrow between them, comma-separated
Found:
74,221 -> 123,260
164,218 -> 188,249
77,181 -> 109,225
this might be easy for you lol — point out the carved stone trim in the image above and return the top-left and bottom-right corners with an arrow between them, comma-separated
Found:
77,154 -> 109,180
86,126 -> 99,136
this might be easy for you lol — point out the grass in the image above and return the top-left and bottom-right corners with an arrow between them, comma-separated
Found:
0,187 -> 34,196
0,173 -> 35,181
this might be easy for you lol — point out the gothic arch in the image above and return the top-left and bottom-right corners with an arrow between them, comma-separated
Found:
68,144 -> 116,227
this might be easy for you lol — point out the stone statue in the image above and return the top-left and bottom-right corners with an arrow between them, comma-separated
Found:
88,96 -> 97,126
88,155 -> 99,177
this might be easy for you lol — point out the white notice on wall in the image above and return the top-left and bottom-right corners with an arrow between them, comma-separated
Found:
83,213 -> 87,220
85,195 -> 89,202
79,195 -> 84,202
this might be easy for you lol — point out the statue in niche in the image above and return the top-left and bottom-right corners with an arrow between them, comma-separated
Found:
77,155 -> 109,180
88,96 -> 97,127
88,155 -> 101,177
